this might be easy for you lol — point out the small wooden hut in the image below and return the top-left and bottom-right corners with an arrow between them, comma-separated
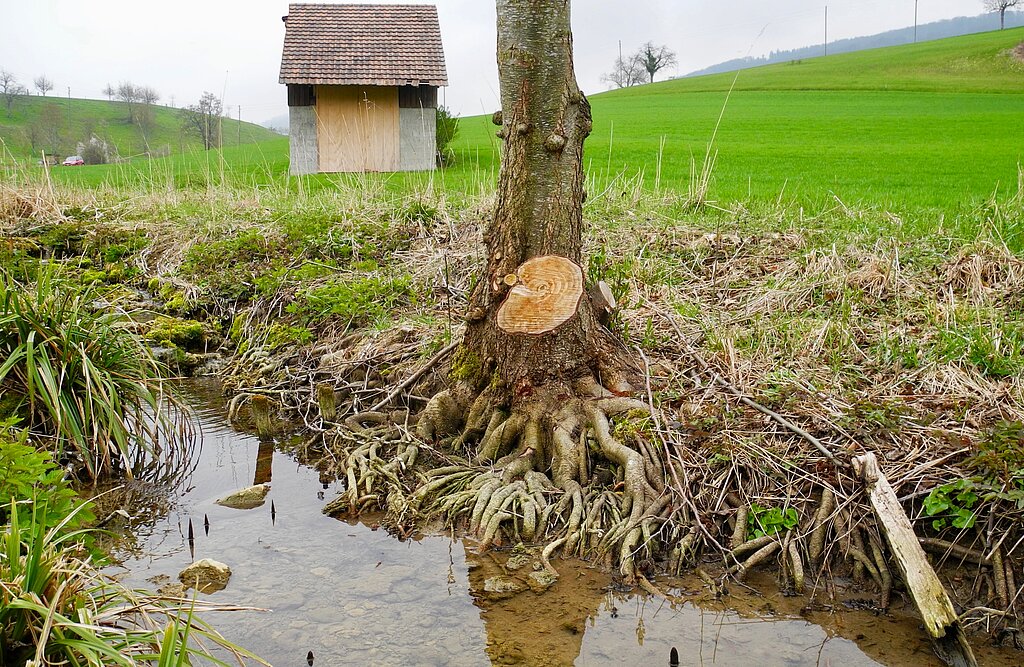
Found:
279,3 -> 448,174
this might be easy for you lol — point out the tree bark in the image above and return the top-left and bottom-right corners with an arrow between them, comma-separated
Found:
460,0 -> 614,398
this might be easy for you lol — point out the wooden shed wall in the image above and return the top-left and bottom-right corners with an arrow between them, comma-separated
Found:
316,86 -> 399,172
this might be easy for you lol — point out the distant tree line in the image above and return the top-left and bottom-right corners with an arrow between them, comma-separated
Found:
0,69 -> 237,158
0,70 -> 56,118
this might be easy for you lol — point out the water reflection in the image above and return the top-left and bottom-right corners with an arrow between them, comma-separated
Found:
254,438 -> 274,485
463,546 -> 602,665
106,381 -> 1020,667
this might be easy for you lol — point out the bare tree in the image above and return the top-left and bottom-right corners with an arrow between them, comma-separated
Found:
601,54 -> 645,89
25,102 -> 63,154
116,81 -> 139,123
102,83 -> 115,101
1,70 -> 26,117
33,74 -> 54,96
139,86 -> 160,106
603,42 -> 678,88
983,0 -> 1021,29
180,92 -> 222,150
637,41 -> 677,83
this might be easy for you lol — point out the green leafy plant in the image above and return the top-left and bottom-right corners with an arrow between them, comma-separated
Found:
0,419 -> 93,534
747,503 -> 799,538
0,267 -> 192,481
435,105 -> 460,165
923,478 -> 979,530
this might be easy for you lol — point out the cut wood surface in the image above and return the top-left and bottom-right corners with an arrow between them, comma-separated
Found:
496,255 -> 584,335
853,452 -> 978,667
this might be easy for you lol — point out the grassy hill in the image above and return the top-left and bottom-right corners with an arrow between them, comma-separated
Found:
0,95 -> 280,160
452,27 -> 1024,213
22,27 -> 1024,224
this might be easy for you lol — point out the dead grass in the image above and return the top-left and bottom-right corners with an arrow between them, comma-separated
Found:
4,180 -> 1024,635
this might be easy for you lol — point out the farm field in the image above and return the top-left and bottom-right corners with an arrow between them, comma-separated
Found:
17,26 -> 1021,236
454,26 -> 1024,214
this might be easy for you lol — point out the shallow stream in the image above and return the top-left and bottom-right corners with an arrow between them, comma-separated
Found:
110,381 -> 1019,666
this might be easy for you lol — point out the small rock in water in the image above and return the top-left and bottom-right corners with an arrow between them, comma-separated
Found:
215,483 -> 270,509
505,552 -> 533,571
157,581 -> 187,598
528,569 -> 558,591
483,576 -> 525,600
178,558 -> 232,593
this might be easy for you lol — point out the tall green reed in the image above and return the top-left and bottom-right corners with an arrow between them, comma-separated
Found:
0,266 -> 193,482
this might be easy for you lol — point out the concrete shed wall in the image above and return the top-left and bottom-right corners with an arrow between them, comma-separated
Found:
288,106 -> 318,175
399,108 -> 437,171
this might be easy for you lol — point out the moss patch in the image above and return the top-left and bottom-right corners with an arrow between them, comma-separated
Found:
145,317 -> 206,351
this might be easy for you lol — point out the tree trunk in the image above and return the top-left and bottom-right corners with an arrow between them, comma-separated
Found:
460,0 -> 612,398
415,0 -> 652,576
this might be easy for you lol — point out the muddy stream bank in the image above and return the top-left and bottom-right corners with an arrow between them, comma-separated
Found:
107,381 -> 1018,666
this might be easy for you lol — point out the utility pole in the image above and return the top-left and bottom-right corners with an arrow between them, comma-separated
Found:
237,105 -> 241,145
66,86 -> 71,132
824,6 -> 828,57
914,0 -> 919,43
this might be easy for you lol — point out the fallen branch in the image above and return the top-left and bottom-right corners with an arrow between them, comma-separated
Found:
369,340 -> 459,412
854,452 -> 977,667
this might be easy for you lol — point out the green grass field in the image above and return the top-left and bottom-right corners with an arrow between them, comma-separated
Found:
454,26 -> 1024,213
6,27 -> 1023,225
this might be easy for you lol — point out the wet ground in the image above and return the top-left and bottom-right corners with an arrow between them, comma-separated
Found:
109,381 -> 1021,666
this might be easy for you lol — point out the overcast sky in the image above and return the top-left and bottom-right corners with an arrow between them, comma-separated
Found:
0,1 -> 995,124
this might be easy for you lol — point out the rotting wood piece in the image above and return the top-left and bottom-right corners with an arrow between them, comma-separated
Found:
495,255 -> 584,335
853,452 -> 978,667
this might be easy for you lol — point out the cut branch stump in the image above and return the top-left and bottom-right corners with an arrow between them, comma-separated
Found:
496,255 -> 583,335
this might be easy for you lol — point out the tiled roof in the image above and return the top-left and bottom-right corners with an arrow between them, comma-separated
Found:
279,3 -> 448,86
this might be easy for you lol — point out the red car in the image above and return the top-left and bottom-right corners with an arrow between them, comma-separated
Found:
62,155 -> 84,166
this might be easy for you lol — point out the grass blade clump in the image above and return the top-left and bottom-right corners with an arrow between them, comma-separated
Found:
0,267 -> 192,481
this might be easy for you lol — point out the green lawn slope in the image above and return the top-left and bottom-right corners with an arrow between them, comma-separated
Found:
18,27 -> 1024,222
452,26 -> 1024,213
0,95 -> 280,160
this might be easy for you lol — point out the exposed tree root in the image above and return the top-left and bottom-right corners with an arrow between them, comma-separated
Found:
318,366 -> 669,584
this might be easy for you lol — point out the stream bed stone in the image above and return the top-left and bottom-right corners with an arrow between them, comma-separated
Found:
215,483 -> 270,509
178,558 -> 231,593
